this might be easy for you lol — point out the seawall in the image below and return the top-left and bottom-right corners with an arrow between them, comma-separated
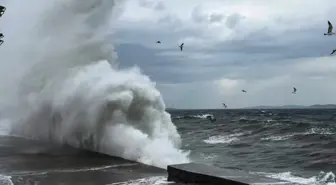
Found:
0,136 -> 167,184
167,163 -> 295,185
0,136 -> 296,185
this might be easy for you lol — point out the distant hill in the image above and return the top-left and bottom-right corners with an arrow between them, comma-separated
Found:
309,104 -> 336,109
243,104 -> 336,109
166,108 -> 179,111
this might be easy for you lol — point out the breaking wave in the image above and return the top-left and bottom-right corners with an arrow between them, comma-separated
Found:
0,0 -> 189,168
253,171 -> 335,185
0,175 -> 13,185
203,132 -> 244,144
261,127 -> 335,141
172,113 -> 214,120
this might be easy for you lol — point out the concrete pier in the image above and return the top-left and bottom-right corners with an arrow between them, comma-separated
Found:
0,136 -> 300,185
0,136 -> 169,185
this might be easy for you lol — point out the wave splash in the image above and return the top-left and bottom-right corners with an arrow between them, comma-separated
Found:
0,0 -> 189,168
254,171 -> 335,185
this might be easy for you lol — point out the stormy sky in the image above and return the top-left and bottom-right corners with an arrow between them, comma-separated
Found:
1,0 -> 336,109
113,0 -> 336,109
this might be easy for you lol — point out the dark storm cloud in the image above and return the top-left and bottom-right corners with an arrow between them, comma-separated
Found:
115,43 -> 227,83
226,13 -> 244,28
191,5 -> 241,25
114,3 -> 336,86
209,13 -> 225,23
214,27 -> 333,61
138,0 -> 165,11
115,0 -> 336,108
115,21 -> 336,84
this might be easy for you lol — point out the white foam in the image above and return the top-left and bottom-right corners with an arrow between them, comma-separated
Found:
193,114 -> 213,119
261,127 -> 334,141
0,175 -> 13,185
8,164 -> 137,177
108,176 -> 171,185
261,135 -> 293,141
253,171 -> 336,185
0,0 -> 189,169
203,132 -> 244,144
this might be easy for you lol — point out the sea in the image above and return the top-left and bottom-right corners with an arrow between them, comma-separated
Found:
170,108 -> 336,185
0,108 -> 335,185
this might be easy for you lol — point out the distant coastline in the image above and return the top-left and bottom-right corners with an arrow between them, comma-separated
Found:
242,104 -> 336,109
166,104 -> 336,110
166,108 -> 179,111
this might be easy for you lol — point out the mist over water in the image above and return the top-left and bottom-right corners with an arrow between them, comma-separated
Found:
0,0 -> 189,168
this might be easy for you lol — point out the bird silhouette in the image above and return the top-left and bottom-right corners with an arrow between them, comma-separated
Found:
0,5 -> 5,17
179,43 -> 184,51
324,21 -> 335,35
331,49 -> 336,55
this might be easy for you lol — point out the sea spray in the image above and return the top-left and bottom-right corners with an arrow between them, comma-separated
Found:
0,0 -> 190,168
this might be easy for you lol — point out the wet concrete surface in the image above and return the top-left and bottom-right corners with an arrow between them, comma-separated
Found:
0,136 -> 299,185
0,136 -> 178,185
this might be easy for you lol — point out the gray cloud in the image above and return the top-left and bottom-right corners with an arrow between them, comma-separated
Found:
138,0 -> 165,11
115,20 -> 336,84
209,13 -> 225,23
190,5 -> 241,25
114,0 -> 336,108
226,13 -> 244,28
191,5 -> 207,23
115,43 -> 227,83
2,0 -> 336,109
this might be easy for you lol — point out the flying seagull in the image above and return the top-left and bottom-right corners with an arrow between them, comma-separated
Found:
324,21 -> 335,36
292,87 -> 297,94
156,41 -> 161,44
222,103 -> 227,108
0,5 -> 5,17
242,89 -> 247,93
331,49 -> 336,55
179,43 -> 184,51
0,33 -> 4,46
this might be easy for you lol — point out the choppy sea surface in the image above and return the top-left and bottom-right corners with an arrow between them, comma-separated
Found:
0,108 -> 335,185
170,109 -> 336,185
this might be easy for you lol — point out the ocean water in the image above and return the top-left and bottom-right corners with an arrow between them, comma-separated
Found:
169,108 -> 336,185
0,108 -> 334,185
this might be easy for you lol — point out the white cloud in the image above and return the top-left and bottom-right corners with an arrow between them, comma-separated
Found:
216,78 -> 244,96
